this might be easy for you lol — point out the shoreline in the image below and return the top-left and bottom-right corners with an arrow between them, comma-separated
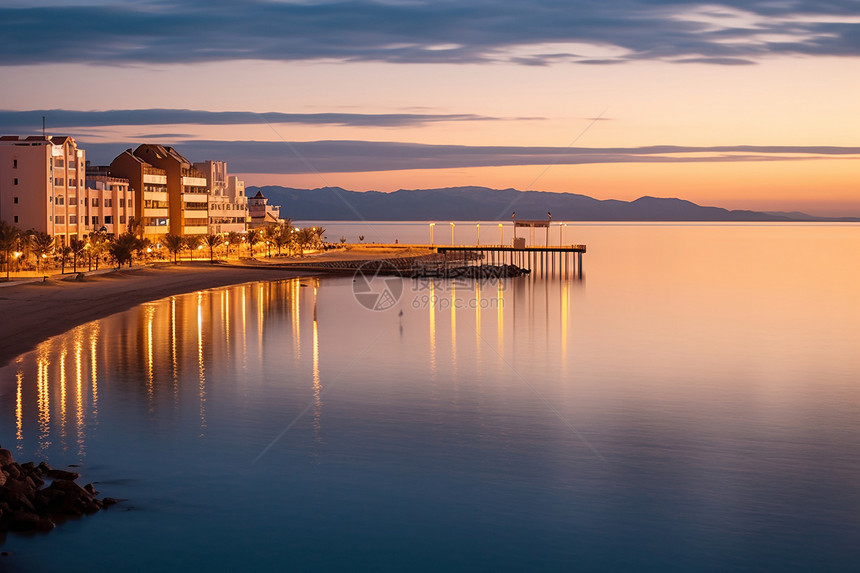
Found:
0,262 -> 318,371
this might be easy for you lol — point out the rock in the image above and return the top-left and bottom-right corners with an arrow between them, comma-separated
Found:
37,462 -> 52,474
4,464 -> 21,480
0,471 -> 6,488
20,462 -> 34,473
8,511 -> 40,532
0,449 -> 14,467
102,497 -> 121,507
84,483 -> 98,496
46,469 -> 81,481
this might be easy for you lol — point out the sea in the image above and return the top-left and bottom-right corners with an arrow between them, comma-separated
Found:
1,222 -> 859,572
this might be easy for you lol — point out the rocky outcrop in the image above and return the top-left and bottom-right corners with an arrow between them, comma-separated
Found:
0,446 -> 119,538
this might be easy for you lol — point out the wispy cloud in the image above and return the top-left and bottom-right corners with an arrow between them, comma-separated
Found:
0,109 -> 500,129
78,139 -> 860,173
0,1 -> 858,66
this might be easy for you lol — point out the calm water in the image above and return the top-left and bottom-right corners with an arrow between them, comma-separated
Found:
1,223 -> 859,572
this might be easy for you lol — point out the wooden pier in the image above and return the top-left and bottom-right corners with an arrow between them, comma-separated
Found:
434,244 -> 586,279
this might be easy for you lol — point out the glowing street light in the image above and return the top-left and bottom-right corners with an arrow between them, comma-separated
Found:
429,223 -> 435,245
450,222 -> 455,245
499,223 -> 503,245
476,223 -> 480,246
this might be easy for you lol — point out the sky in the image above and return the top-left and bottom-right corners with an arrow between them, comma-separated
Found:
1,0 -> 859,216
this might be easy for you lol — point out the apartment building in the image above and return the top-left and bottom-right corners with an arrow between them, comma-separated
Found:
83,169 -> 135,236
109,150 -> 170,239
193,160 -> 248,234
0,135 -> 89,244
132,145 -> 209,236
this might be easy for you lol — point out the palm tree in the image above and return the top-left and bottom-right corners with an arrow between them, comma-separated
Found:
245,229 -> 262,258
203,234 -> 223,262
263,225 -> 280,258
295,227 -> 316,256
59,245 -> 72,274
313,227 -> 326,248
0,221 -> 21,280
89,230 -> 107,270
28,231 -> 54,273
273,222 -> 292,256
108,232 -> 137,268
163,233 -> 185,264
185,235 -> 202,260
69,237 -> 87,273
226,231 -> 242,259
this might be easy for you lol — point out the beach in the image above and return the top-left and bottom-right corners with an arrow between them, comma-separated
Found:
0,247 -> 433,371
0,263 -> 314,370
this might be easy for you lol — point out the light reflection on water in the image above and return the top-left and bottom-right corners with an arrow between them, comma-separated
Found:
0,224 -> 859,572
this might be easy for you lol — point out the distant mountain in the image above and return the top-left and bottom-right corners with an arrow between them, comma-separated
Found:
246,185 -> 858,222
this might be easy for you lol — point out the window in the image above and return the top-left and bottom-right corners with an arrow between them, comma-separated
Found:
13,216 -> 18,223
92,216 -> 99,225
54,177 -> 64,186
56,215 -> 65,224
104,216 -> 113,224
13,197 -> 18,204
120,215 -> 126,224
128,199 -> 133,209
13,178 -> 18,185
68,178 -> 76,187
56,196 -> 65,205
55,158 -> 64,168
12,159 -> 17,169
105,198 -> 113,207
91,198 -> 99,207
120,198 -> 125,207
69,215 -> 77,224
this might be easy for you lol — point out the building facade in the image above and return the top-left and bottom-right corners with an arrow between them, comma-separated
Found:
109,150 -> 170,239
1,135 -> 87,244
193,160 -> 248,234
132,145 -> 209,236
83,171 -> 135,236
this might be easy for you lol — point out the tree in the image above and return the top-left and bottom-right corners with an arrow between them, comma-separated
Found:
203,234 -> 223,262
185,235 -> 202,260
245,229 -> 262,258
59,245 -> 72,274
89,230 -> 107,270
163,233 -> 185,264
108,232 -> 137,268
0,221 -> 21,280
263,225 -> 280,258
69,237 -> 87,273
313,227 -> 326,248
28,231 -> 54,273
226,231 -> 242,259
294,227 -> 316,256
273,222 -> 292,256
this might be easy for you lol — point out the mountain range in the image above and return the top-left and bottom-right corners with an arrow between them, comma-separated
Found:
246,186 -> 857,222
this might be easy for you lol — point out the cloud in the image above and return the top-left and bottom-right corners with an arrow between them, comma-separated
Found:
0,1 -> 858,66
78,139 -> 860,174
0,109 -> 499,130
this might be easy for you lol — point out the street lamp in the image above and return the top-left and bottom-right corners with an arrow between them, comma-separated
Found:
476,223 -> 480,246
450,222 -> 455,245
429,223 -> 435,245
499,223 -> 503,245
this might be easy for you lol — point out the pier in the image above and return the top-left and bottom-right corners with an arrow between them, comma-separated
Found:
434,244 -> 586,279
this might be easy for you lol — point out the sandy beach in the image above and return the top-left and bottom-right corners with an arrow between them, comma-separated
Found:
0,263 -> 315,369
